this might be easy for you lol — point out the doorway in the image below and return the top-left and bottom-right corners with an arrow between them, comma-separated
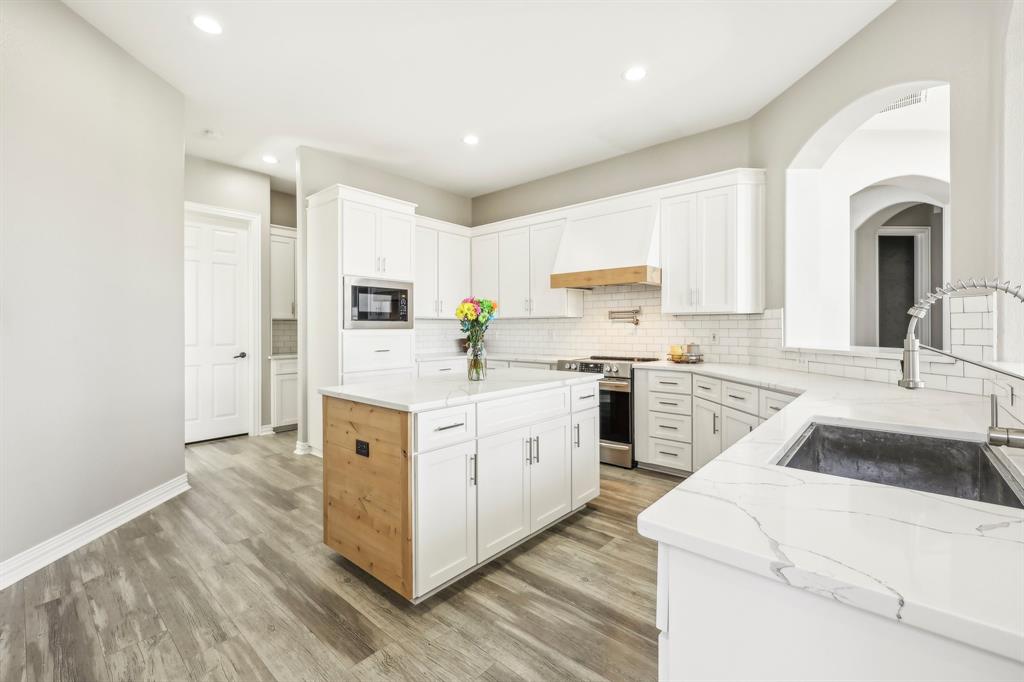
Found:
876,226 -> 931,348
184,202 -> 261,443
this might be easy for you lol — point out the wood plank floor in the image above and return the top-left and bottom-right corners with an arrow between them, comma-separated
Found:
1,431 -> 680,682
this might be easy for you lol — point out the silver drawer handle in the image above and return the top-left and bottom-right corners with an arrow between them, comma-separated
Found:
658,381 -> 678,386
697,385 -> 712,391
769,405 -> 780,411
658,450 -> 678,457
374,349 -> 391,353
434,422 -> 465,432
727,394 -> 745,400
658,401 -> 678,406
659,425 -> 678,430
438,368 -> 452,372
579,394 -> 595,400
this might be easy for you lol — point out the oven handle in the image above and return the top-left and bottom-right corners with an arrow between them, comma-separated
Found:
599,441 -> 631,450
599,380 -> 631,393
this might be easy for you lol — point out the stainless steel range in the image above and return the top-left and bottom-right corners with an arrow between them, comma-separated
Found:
556,355 -> 658,468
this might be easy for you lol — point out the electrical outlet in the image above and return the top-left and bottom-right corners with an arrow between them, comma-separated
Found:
710,332 -> 719,343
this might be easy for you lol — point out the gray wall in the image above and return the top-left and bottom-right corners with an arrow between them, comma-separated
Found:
270,191 -> 297,227
471,121 -> 751,225
298,147 -> 471,224
1000,0 -> 1023,363
183,156 -> 274,427
1,1 -> 185,561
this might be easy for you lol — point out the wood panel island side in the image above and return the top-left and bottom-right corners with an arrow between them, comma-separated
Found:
319,368 -> 603,602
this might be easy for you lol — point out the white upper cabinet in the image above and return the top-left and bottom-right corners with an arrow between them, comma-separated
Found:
499,227 -> 532,318
660,169 -> 764,315
270,226 -> 296,320
415,220 -> 470,319
471,233 -> 500,301
528,221 -> 566,318
378,209 -> 414,280
336,195 -> 415,281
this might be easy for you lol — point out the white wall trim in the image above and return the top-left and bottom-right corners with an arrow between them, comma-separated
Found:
184,201 -> 263,438
259,424 -> 275,436
295,440 -> 312,455
0,474 -> 190,590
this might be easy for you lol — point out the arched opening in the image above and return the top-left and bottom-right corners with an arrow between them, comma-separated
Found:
785,82 -> 950,351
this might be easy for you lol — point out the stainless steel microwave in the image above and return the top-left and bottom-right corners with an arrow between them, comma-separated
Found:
342,277 -> 413,329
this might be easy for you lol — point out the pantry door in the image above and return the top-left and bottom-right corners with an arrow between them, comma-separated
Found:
184,204 -> 258,443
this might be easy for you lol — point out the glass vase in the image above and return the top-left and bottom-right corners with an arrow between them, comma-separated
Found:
467,342 -> 487,381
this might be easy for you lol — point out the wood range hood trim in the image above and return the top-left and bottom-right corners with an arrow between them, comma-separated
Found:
550,265 -> 662,289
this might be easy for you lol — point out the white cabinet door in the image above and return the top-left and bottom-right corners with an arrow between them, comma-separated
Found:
342,201 -> 379,277
499,227 -> 531,318
272,372 -> 299,427
477,426 -> 532,560
571,408 -> 600,509
378,209 -> 414,280
414,226 -> 438,318
695,186 -> 736,312
270,232 -> 296,319
415,441 -> 477,596
437,231 -> 470,317
528,221 -> 564,317
471,233 -> 500,301
529,416 -> 572,530
660,193 -> 698,314
692,397 -> 722,471
721,405 -> 759,452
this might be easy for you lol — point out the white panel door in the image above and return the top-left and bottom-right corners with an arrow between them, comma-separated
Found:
696,187 -> 737,312
184,219 -> 250,443
270,233 -> 296,319
477,426 -> 531,560
437,231 -> 470,317
660,193 -> 698,314
379,210 -> 415,280
471,233 -> 500,301
692,397 -> 722,471
342,201 -> 379,277
414,226 -> 438,318
529,416 -> 572,531
415,441 -> 477,596
571,408 -> 600,509
721,405 -> 759,451
528,221 -> 565,318
499,227 -> 531,318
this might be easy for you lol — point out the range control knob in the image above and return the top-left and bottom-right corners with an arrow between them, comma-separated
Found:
604,363 -> 613,373
609,365 -> 619,374
570,362 -> 578,370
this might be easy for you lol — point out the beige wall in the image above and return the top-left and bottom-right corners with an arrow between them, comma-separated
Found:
1,2 -> 185,561
298,146 -> 471,225
471,121 -> 751,225
1000,0 -> 1023,363
270,190 -> 297,228
183,156 -> 274,426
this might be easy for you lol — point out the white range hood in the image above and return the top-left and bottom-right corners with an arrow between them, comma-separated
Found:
549,200 -> 661,288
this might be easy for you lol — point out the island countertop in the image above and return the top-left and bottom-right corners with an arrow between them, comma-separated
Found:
318,367 -> 601,413
635,362 -> 1024,663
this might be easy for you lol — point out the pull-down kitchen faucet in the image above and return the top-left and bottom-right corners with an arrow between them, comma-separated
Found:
898,278 -> 1024,449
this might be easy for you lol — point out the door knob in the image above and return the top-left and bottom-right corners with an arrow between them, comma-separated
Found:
233,352 -> 247,359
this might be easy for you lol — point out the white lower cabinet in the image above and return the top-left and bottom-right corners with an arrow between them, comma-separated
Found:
414,442 -> 477,595
270,357 -> 298,429
476,426 -> 533,561
692,397 -> 722,471
529,416 -> 572,529
721,406 -> 760,451
571,408 -> 600,509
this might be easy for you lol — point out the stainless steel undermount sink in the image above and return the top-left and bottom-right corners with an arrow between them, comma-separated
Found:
777,423 -> 1024,509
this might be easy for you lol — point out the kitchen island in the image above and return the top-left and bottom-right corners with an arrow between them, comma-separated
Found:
318,368 -> 602,601
635,362 -> 1024,681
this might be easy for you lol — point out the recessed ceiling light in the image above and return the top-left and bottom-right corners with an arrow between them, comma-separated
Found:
622,65 -> 647,82
192,15 -> 223,35
462,134 -> 479,146
261,154 -> 278,164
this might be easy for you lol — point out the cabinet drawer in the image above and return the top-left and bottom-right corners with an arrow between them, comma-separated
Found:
647,437 -> 693,471
476,387 -> 570,437
722,381 -> 759,416
760,389 -> 797,419
418,358 -> 462,377
649,392 -> 691,416
648,372 -> 692,395
343,333 -> 413,371
415,403 -> 477,453
692,375 -> 722,402
571,383 -> 600,412
648,412 -> 692,443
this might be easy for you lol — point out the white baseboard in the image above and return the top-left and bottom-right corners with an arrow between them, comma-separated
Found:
295,440 -> 312,455
258,424 -> 275,436
0,473 -> 190,590
310,446 -> 323,458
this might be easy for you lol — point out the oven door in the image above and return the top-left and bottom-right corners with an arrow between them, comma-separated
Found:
343,277 -> 413,329
599,378 -> 634,468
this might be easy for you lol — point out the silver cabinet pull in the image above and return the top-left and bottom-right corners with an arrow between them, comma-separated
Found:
658,380 -> 678,386
382,257 -> 387,272
438,368 -> 452,372
469,454 -> 477,485
748,425 -> 754,432
728,394 -> 745,401
434,422 -> 465,432
658,450 -> 678,457
660,425 -> 678,430
769,405 -> 780,411
579,393 -> 595,400
574,423 -> 581,448
524,298 -> 529,312
525,437 -> 533,464
374,349 -> 390,353
533,436 -> 540,463
712,413 -> 719,434
658,401 -> 678,406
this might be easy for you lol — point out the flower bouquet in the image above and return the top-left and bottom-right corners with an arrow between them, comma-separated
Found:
455,297 -> 498,381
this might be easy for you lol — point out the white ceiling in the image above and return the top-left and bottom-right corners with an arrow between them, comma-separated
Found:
67,1 -> 892,197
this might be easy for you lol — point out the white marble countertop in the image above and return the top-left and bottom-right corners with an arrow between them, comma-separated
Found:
318,367 -> 600,412
416,351 -> 566,365
635,362 -> 1024,662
